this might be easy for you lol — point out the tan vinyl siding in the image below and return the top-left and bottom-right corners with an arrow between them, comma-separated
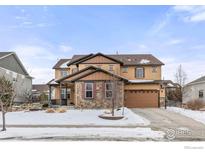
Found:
79,71 -> 120,81
79,64 -> 121,75
120,66 -> 161,80
81,55 -> 117,64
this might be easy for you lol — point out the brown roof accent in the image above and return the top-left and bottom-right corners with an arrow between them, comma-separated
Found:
52,59 -> 71,69
47,79 -> 59,85
74,53 -> 123,65
71,67 -> 129,82
66,53 -> 164,66
56,66 -> 98,82
67,54 -> 94,66
32,84 -> 49,92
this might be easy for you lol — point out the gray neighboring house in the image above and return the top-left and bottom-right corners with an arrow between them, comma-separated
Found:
183,76 -> 205,103
0,52 -> 32,103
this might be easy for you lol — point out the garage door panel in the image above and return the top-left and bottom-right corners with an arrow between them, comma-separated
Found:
125,90 -> 159,108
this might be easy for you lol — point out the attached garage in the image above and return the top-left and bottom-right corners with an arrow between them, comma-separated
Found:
124,90 -> 159,108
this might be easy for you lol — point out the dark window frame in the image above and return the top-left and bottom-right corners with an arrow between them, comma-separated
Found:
135,67 -> 144,78
85,82 -> 93,99
152,66 -> 157,73
122,66 -> 128,73
105,82 -> 113,99
199,90 -> 204,98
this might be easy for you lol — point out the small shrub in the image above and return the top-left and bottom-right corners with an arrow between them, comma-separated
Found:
186,99 -> 205,110
46,108 -> 55,113
56,108 -> 67,113
42,103 -> 49,109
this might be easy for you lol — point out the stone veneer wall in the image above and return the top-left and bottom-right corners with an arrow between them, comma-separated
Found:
75,81 -> 124,109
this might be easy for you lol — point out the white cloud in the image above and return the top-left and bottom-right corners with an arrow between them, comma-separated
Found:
173,6 -> 205,23
22,21 -> 33,25
10,44 -> 58,84
151,11 -> 172,34
166,39 -> 184,45
59,44 -> 73,52
30,68 -> 53,84
162,58 -> 205,84
186,12 -> 205,22
21,9 -> 25,13
12,45 -> 56,61
152,20 -> 168,34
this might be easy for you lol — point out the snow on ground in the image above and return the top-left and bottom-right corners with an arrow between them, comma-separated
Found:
168,107 -> 205,125
0,127 -> 164,140
0,108 -> 150,126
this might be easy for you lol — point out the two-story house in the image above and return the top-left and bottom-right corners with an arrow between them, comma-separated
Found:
47,53 -> 165,108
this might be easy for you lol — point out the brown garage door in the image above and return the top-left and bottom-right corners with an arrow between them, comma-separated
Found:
125,90 -> 159,108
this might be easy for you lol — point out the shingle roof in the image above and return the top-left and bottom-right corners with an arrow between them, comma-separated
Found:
188,76 -> 205,85
0,52 -> 12,59
109,54 -> 164,65
67,53 -> 164,66
52,59 -> 71,69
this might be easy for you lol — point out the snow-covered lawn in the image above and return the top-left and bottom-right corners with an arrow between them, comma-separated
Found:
168,107 -> 205,125
0,108 -> 149,126
0,127 -> 164,140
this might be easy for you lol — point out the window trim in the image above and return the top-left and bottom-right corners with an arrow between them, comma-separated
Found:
61,70 -> 68,77
108,65 -> 114,71
85,82 -> 93,99
105,82 -> 113,99
61,88 -> 67,99
122,66 -> 128,73
135,67 -> 144,78
152,66 -> 157,73
199,90 -> 204,98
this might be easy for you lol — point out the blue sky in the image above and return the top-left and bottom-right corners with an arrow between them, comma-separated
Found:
0,5 -> 205,84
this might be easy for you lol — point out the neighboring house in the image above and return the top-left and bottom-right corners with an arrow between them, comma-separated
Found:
183,76 -> 205,103
32,84 -> 49,102
160,80 -> 181,106
0,52 -> 32,103
47,53 -> 165,108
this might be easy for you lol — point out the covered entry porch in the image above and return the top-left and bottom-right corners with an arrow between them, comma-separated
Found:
48,79 -> 75,106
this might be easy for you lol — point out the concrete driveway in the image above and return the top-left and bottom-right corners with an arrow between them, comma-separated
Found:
132,108 -> 205,141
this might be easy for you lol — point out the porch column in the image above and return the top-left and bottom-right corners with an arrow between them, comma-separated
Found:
59,82 -> 62,106
66,84 -> 68,106
48,85 -> 52,107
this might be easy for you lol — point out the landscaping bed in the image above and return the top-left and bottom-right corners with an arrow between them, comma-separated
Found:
0,108 -> 150,127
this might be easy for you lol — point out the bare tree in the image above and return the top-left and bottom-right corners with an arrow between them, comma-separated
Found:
0,76 -> 14,131
175,64 -> 187,87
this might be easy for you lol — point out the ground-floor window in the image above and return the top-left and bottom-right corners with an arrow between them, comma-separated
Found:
61,88 -> 70,99
105,82 -> 113,98
85,83 -> 93,98
61,88 -> 66,99
199,90 -> 204,98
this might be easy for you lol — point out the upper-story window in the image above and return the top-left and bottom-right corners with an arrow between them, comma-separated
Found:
108,65 -> 114,72
199,90 -> 204,98
136,67 -> 144,78
122,66 -> 128,73
85,83 -> 93,99
152,66 -> 157,73
61,70 -> 68,77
